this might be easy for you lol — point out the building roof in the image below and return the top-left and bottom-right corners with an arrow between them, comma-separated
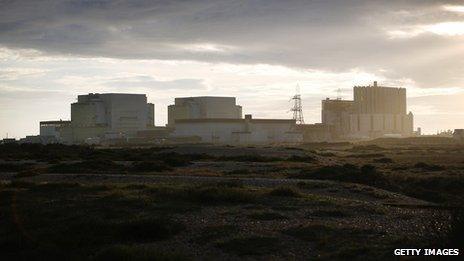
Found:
81,93 -> 147,96
175,96 -> 236,99
175,118 -> 296,124
354,85 -> 405,91
40,120 -> 71,125
322,98 -> 354,103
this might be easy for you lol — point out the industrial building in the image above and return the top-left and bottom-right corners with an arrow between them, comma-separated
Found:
321,99 -> 353,139
70,93 -> 155,143
172,114 -> 302,144
168,96 -> 242,126
454,129 -> 464,142
296,124 -> 334,142
33,81 -> 415,145
39,120 -> 72,143
320,81 -> 414,140
38,93 -> 155,144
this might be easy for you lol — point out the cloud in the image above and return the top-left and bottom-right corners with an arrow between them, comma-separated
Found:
104,75 -> 207,90
1,0 -> 464,137
1,0 -> 464,88
409,93 -> 464,115
443,5 -> 464,13
0,68 -> 48,80
388,22 -> 464,38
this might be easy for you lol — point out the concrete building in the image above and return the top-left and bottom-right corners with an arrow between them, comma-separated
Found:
172,114 -> 302,144
40,120 -> 71,137
39,120 -> 72,143
321,99 -> 353,139
70,93 -> 154,143
349,81 -> 413,139
454,129 -> 464,141
296,124 -> 334,142
1,138 -> 17,144
20,135 -> 58,144
320,81 -> 414,140
168,96 -> 242,126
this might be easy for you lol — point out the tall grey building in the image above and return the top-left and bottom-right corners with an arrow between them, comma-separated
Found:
70,93 -> 154,142
321,81 -> 414,140
349,81 -> 413,138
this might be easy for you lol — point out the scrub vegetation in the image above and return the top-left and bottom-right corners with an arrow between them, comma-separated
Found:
0,141 -> 463,259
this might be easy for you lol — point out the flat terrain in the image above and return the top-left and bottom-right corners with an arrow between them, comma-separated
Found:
0,140 -> 463,260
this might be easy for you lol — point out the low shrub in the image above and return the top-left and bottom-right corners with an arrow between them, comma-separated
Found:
64,217 -> 184,246
345,153 -> 385,158
373,157 -> 394,163
248,211 -> 287,220
190,186 -> 257,204
48,160 -> 126,173
153,152 -> 193,167
195,225 -> 237,243
286,155 -> 315,162
131,161 -> 172,172
117,218 -> 185,242
217,155 -> 281,162
148,184 -> 257,205
350,145 -> 384,152
307,210 -> 348,218
224,169 -> 252,175
0,163 -> 34,172
14,168 -> 42,178
294,164 -> 389,188
268,186 -> 301,197
414,162 -> 445,171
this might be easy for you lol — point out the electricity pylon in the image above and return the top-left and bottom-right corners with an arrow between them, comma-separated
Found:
290,84 -> 304,124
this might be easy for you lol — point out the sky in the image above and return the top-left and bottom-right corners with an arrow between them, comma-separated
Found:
1,0 -> 464,138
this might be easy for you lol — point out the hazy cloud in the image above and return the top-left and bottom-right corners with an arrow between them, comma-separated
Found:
104,76 -> 207,90
1,0 -> 464,137
1,0 -> 464,88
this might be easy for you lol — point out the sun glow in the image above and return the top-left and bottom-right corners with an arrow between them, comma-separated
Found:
423,22 -> 464,36
443,5 -> 464,13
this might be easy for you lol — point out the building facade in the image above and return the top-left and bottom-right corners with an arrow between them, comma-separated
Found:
321,81 -> 414,140
454,129 -> 464,142
349,81 -> 413,139
69,93 -> 154,143
168,96 -> 242,126
321,99 -> 353,139
172,114 -> 301,144
39,120 -> 72,143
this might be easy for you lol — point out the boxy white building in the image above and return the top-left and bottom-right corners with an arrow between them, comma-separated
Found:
70,93 -> 155,143
168,96 -> 242,126
172,114 -> 302,145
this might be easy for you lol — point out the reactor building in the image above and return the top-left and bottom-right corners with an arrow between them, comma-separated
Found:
39,93 -> 155,144
169,97 -> 301,144
168,96 -> 242,127
321,81 -> 414,139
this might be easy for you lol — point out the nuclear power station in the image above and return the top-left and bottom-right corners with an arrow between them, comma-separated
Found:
30,81 -> 414,145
